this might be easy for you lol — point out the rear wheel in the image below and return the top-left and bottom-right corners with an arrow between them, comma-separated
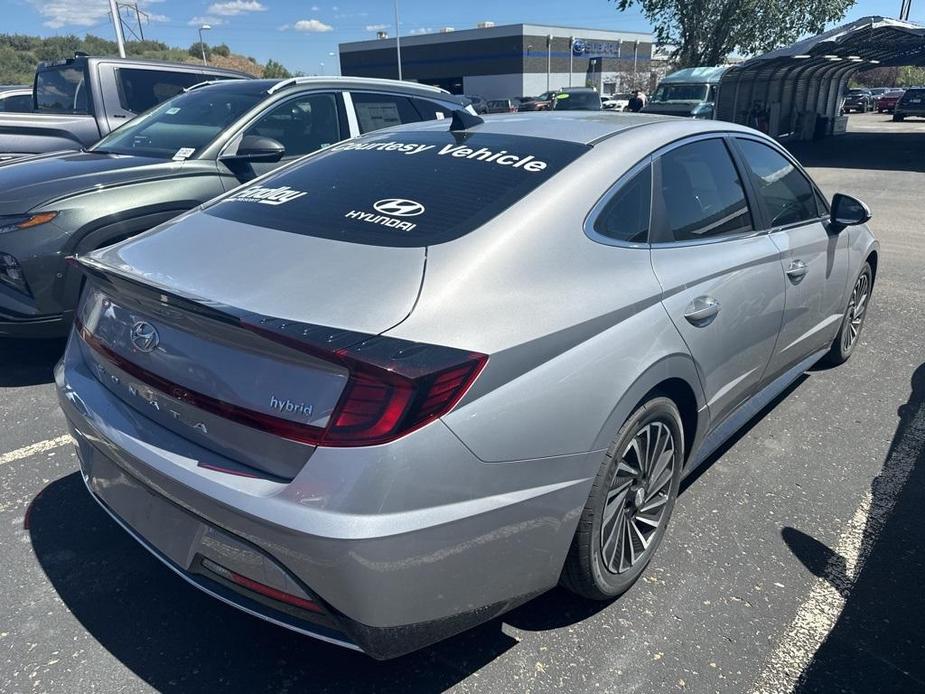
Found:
894,114 -> 905,122
561,397 -> 684,600
822,262 -> 873,367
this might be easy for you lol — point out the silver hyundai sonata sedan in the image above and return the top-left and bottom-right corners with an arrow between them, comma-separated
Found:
56,111 -> 878,658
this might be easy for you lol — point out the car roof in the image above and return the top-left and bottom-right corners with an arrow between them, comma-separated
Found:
187,77 -> 463,102
379,111 -> 766,146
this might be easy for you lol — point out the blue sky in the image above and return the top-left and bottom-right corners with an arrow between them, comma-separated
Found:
5,0 -> 920,75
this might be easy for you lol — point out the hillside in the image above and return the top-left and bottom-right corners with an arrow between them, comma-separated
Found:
0,33 -> 292,84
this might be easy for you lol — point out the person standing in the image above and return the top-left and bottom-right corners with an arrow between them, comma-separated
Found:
628,90 -> 644,112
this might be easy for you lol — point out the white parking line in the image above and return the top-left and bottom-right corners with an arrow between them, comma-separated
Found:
0,435 -> 73,467
751,401 -> 925,693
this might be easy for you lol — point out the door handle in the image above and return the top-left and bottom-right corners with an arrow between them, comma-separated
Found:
786,259 -> 808,281
683,296 -> 721,324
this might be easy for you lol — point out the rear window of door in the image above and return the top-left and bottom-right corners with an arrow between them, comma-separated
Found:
244,93 -> 342,158
351,92 -> 421,133
655,138 -> 753,242
116,68 -> 205,113
734,139 -> 820,227
0,93 -> 32,113
592,164 -> 652,243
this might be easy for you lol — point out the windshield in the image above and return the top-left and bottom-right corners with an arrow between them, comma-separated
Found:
552,91 -> 601,111
92,87 -> 263,159
652,84 -> 709,103
35,65 -> 90,114
204,130 -> 589,247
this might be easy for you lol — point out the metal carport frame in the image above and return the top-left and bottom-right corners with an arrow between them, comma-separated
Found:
716,16 -> 925,140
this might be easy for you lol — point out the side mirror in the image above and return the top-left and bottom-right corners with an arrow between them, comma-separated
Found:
830,193 -> 871,231
221,135 -> 285,164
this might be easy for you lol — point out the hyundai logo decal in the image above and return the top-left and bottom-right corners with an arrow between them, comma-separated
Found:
130,321 -> 160,353
373,198 -> 426,217
572,39 -> 586,56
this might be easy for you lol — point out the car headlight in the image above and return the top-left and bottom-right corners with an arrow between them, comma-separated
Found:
0,212 -> 59,235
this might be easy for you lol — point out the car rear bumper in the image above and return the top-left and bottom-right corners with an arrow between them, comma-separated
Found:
55,333 -> 593,657
0,305 -> 71,338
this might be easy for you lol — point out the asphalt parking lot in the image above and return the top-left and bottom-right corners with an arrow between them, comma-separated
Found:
1,112 -> 923,693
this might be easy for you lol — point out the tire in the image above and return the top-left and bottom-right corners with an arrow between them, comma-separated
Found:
821,262 -> 873,367
561,396 -> 684,600
894,114 -> 905,122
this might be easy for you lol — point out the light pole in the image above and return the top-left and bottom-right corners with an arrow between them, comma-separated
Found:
569,36 -> 574,87
108,0 -> 126,57
394,0 -> 402,80
546,34 -> 552,92
198,24 -> 211,66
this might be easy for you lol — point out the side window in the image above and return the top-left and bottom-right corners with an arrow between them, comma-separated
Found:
657,139 -> 753,242
116,69 -> 203,113
410,98 -> 453,122
351,92 -> 421,133
593,164 -> 652,243
735,139 -> 820,227
0,93 -> 32,113
244,93 -> 341,158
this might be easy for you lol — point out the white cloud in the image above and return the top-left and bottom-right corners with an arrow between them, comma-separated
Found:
365,23 -> 387,32
188,15 -> 225,26
206,0 -> 267,17
30,0 -> 165,29
290,18 -> 334,32
311,4 -> 320,10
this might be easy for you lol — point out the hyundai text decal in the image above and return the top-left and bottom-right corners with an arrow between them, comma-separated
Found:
227,185 -> 307,205
345,198 -> 425,232
330,140 -> 548,172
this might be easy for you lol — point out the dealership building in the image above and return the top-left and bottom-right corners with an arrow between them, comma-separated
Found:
338,23 -> 654,99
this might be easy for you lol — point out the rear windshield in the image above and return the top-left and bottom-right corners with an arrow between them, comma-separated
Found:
35,65 -> 90,114
204,130 -> 588,247
902,89 -> 925,100
652,84 -> 708,103
553,91 -> 600,110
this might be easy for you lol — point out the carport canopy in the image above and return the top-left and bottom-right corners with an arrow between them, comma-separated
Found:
715,16 -> 925,140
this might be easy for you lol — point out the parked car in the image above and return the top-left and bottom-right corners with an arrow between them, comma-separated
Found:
56,112 -> 877,659
464,94 -> 488,114
0,86 -> 32,114
518,91 -> 554,111
0,77 -> 467,338
486,97 -> 521,113
843,88 -> 875,113
0,55 -> 250,160
893,87 -> 925,121
643,67 -> 725,119
876,89 -> 904,113
602,93 -> 631,111
551,87 -> 602,110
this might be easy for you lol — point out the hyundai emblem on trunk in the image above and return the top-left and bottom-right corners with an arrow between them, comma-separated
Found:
130,321 -> 160,353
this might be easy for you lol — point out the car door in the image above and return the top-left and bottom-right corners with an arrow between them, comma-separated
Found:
731,137 -> 848,379
649,136 -> 786,425
347,91 -> 423,134
225,91 -> 347,182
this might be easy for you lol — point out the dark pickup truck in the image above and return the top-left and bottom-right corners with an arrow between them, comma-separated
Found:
0,55 -> 249,160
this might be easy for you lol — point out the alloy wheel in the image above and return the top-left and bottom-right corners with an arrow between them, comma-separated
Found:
599,421 -> 676,574
842,271 -> 871,353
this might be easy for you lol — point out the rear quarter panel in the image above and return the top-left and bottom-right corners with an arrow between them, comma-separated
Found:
385,134 -> 707,466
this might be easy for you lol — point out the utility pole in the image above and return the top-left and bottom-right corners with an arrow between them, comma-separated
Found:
132,3 -> 145,40
546,34 -> 552,91
108,0 -> 127,57
633,40 -> 639,89
394,0 -> 402,80
899,0 -> 912,20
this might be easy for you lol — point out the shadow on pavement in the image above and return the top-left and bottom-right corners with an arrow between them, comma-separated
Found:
0,337 -> 65,387
786,363 -> 925,693
786,119 -> 925,172
27,471 -> 604,692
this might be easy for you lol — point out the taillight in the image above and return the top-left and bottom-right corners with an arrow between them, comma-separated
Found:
247,321 -> 488,447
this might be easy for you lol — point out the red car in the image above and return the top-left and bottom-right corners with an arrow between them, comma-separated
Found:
877,89 -> 905,113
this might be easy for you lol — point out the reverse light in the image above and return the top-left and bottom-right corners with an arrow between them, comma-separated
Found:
0,211 -> 58,234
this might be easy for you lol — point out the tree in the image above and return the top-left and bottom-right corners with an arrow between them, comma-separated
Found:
188,41 -> 211,60
213,43 -> 231,57
613,0 -> 856,68
262,59 -> 292,79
